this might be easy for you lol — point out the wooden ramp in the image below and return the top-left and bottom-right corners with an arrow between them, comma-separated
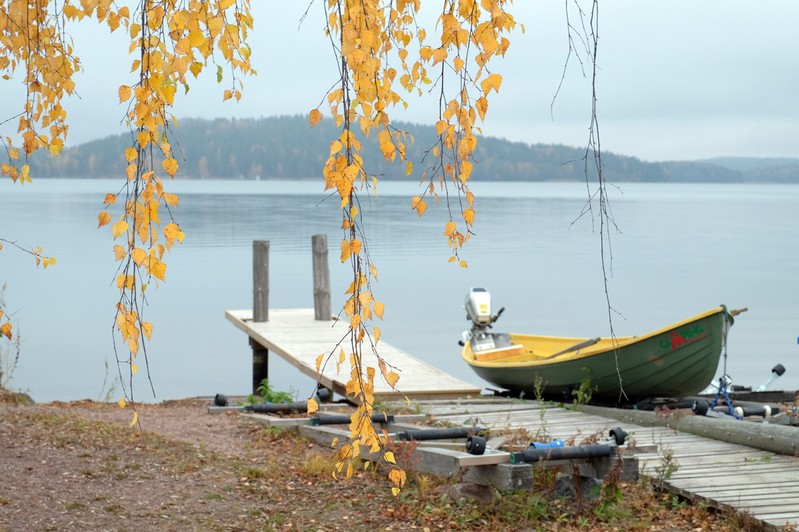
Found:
412,399 -> 799,530
225,308 -> 481,401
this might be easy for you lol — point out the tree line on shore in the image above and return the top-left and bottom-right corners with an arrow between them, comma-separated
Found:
30,115 -> 799,183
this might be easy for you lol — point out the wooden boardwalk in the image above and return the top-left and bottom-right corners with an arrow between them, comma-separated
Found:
410,399 -> 799,530
226,308 -> 481,401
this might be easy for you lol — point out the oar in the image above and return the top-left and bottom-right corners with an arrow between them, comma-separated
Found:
540,337 -> 601,360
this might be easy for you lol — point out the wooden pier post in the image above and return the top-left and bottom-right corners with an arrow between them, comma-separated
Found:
312,234 -> 331,321
252,240 -> 270,393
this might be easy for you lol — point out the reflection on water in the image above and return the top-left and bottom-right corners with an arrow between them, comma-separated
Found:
1,179 -> 797,401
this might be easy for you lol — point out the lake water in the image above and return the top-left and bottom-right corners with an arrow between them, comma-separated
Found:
1,179 -> 797,402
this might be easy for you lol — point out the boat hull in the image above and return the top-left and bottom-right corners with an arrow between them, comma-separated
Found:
463,306 -> 732,401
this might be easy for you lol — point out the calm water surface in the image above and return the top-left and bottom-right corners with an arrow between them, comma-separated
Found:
1,179 -> 797,402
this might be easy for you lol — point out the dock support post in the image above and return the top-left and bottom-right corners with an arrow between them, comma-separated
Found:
312,234 -> 331,321
252,240 -> 270,393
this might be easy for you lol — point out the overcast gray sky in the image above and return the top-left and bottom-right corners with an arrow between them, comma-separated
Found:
3,0 -> 798,162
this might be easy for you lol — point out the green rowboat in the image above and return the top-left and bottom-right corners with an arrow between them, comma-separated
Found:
461,290 -> 738,401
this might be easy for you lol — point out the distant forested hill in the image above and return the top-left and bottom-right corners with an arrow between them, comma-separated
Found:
29,115 -> 799,182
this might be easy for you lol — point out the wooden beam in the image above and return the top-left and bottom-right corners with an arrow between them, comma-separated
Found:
253,241 -> 269,322
311,234 -> 331,321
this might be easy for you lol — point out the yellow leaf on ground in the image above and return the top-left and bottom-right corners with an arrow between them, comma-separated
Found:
130,410 -> 138,427
118,397 -> 127,408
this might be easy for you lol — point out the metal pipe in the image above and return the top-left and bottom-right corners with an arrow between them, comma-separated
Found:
511,444 -> 615,464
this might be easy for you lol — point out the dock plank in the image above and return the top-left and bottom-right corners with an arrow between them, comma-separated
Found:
226,308 -> 481,401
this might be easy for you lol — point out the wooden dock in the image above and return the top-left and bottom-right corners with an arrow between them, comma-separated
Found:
414,399 -> 799,530
225,308 -> 481,401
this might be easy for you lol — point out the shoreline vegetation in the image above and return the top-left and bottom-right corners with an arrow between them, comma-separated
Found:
29,115 -> 799,184
0,386 -> 767,531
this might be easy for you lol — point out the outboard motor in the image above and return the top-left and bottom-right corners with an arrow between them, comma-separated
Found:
462,288 -> 506,348
465,287 -> 493,329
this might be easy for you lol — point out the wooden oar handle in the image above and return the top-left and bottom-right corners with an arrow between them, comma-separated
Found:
729,307 -> 749,317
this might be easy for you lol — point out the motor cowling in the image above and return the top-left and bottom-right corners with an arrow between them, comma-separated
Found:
465,287 -> 492,328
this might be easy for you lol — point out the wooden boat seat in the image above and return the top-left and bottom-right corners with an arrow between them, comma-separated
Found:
473,344 -> 526,362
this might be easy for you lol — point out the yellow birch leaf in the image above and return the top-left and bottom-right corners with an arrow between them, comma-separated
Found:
112,219 -> 129,238
307,397 -> 319,414
460,260 -> 468,268
150,260 -> 166,281
118,85 -> 131,103
349,239 -> 362,255
384,451 -> 396,464
309,109 -> 323,127
411,196 -> 427,216
391,487 -> 401,497
131,363 -> 138,375
374,326 -> 381,344
98,212 -> 112,228
444,220 -> 456,237
162,158 -> 178,177
315,353 -> 324,372
374,301 -> 385,319
113,245 -> 125,260
103,193 -> 117,204
137,131 -> 150,148
340,239 -> 351,262
481,73 -> 503,95
463,208 -> 475,225
130,410 -> 138,427
386,371 -> 400,388
223,89 -> 232,101
0,323 -> 11,339
163,193 -> 179,206
124,147 -> 137,162
131,248 -> 146,266
219,0 -> 235,9
142,322 -> 153,340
